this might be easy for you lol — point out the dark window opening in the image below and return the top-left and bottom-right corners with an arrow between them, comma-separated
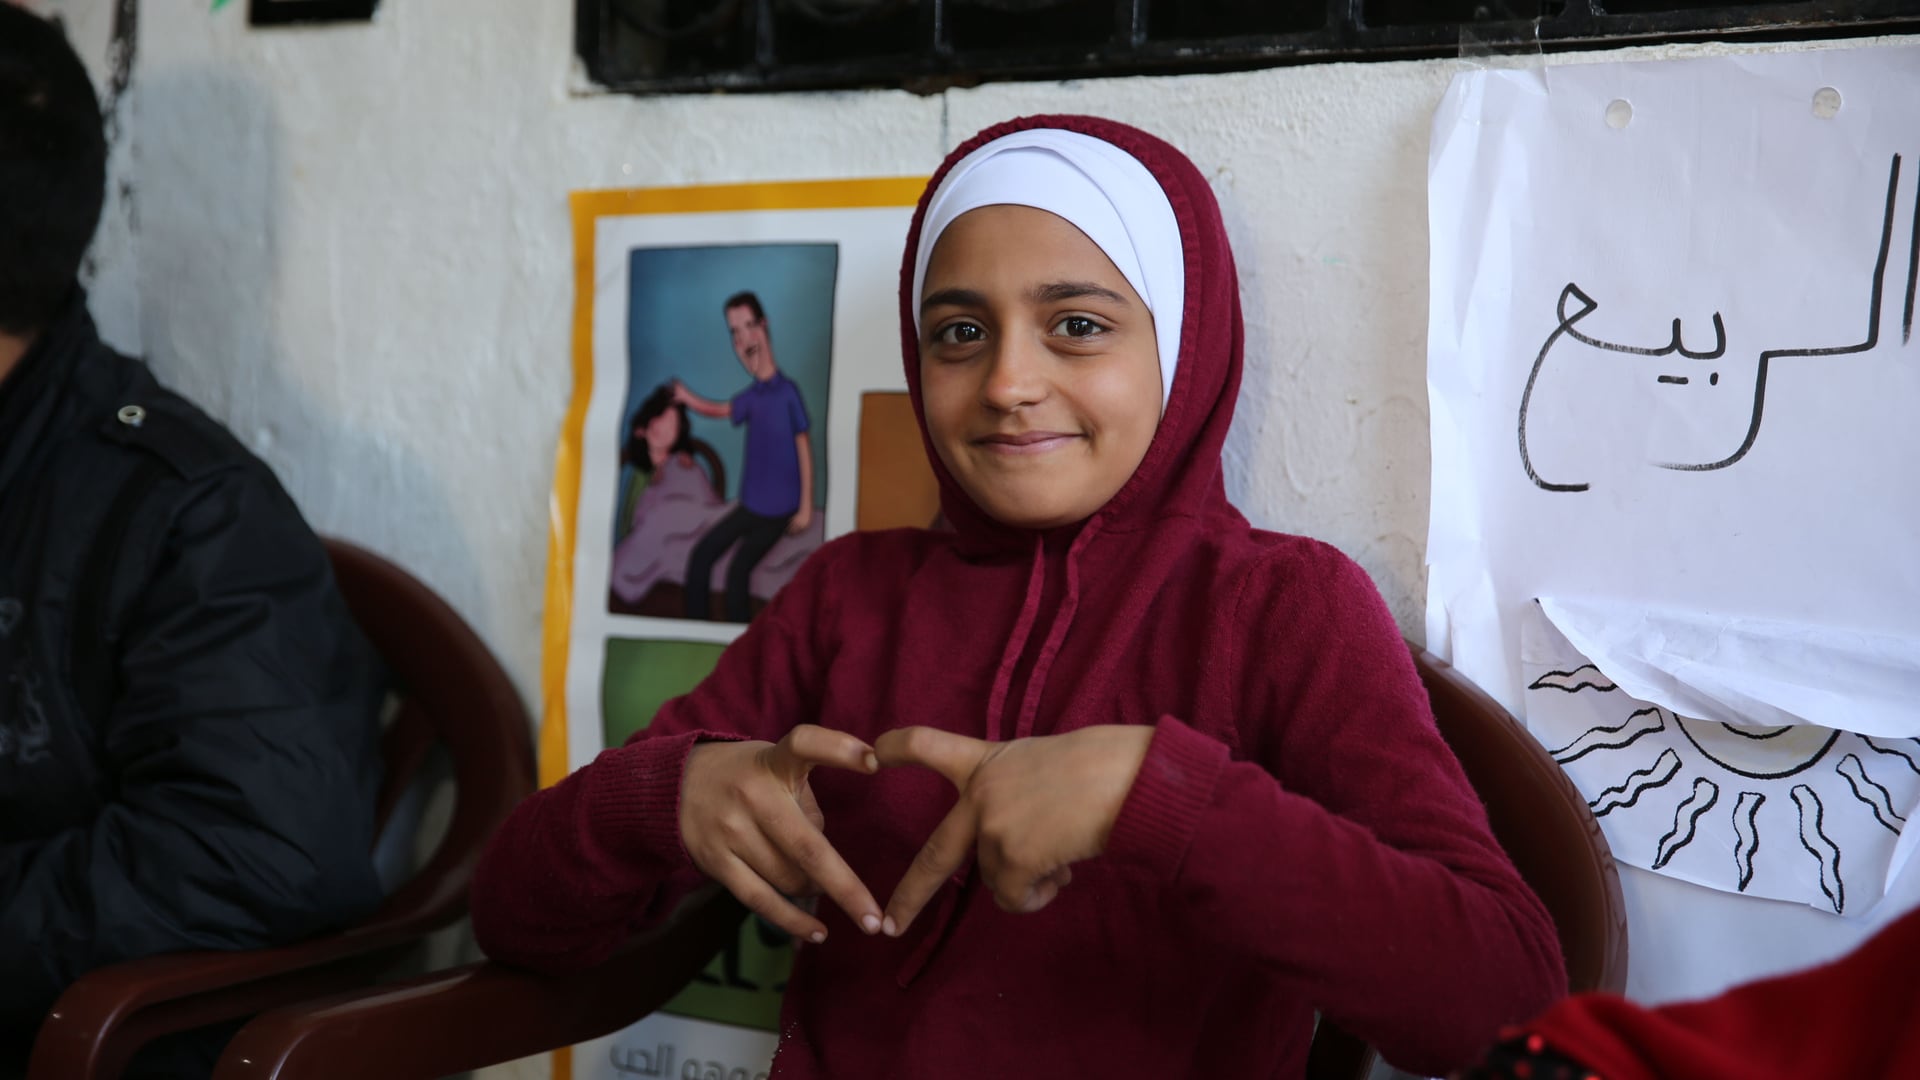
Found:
775,0 -> 923,67
1363,1 -> 1568,28
577,0 -> 1920,95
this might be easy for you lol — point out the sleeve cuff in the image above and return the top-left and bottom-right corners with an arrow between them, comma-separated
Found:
582,730 -> 747,869
1105,716 -> 1229,883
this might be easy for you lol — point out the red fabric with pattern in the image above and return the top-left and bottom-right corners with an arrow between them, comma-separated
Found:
1509,903 -> 1920,1080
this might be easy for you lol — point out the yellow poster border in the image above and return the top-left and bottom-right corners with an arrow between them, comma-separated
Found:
543,175 -> 926,1080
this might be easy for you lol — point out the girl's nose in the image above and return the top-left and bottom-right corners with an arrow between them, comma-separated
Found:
978,336 -> 1048,412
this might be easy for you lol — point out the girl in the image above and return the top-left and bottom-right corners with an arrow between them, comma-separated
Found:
472,115 -> 1565,1077
613,383 -> 698,544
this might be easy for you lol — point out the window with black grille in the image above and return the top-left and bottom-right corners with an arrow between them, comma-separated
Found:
577,1 -> 1920,95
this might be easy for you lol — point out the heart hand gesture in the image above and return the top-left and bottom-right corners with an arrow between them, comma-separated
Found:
679,724 -> 885,943
872,724 -> 1154,936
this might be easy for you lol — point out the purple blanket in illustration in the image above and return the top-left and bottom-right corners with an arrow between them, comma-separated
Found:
609,455 -> 823,606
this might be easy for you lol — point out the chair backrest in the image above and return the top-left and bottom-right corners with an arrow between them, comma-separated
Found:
323,538 -> 536,937
1306,641 -> 1629,1080
1409,641 -> 1629,997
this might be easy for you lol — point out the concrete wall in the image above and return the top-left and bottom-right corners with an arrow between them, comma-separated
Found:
41,0 -> 1920,1072
73,0 -> 1473,677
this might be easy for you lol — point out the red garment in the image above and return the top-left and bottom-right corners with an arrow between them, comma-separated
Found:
1507,903 -> 1920,1080
470,115 -> 1566,1078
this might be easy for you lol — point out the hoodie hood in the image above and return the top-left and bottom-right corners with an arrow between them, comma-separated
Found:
899,115 -> 1245,556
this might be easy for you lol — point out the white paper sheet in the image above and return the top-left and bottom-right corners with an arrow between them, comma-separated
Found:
1426,45 -> 1920,917
1524,603 -> 1920,914
1537,597 -> 1920,738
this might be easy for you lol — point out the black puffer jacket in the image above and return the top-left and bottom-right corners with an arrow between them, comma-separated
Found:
0,294 -> 385,1069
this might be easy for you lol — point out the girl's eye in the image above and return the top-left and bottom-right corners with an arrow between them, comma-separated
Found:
1055,316 -> 1104,338
934,322 -> 985,346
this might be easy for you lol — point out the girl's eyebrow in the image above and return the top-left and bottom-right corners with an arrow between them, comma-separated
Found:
920,281 -> 1130,313
1029,281 -> 1130,306
921,287 -> 987,313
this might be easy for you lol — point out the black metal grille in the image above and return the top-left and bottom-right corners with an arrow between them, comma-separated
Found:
576,0 -> 1920,94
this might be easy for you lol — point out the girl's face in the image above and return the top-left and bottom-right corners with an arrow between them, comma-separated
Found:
918,205 -> 1162,530
643,406 -> 682,456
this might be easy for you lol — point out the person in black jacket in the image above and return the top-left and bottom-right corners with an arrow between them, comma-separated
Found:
0,9 -> 386,1076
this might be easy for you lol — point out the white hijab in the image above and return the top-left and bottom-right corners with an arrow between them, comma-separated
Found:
911,128 -> 1186,407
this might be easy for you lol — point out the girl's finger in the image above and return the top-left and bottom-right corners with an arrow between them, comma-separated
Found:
882,802 -> 977,937
732,827 -> 817,899
873,726 -> 992,791
989,859 -> 1074,914
768,724 -> 879,784
1022,866 -> 1074,913
712,853 -> 829,943
764,798 -> 885,934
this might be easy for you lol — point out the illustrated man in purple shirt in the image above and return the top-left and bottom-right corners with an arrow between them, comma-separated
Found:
673,290 -> 815,622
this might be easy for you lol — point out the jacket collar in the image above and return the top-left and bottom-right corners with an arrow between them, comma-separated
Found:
0,290 -> 101,496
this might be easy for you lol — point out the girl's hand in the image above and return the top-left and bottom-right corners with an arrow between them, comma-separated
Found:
873,724 -> 1154,936
680,725 -> 885,943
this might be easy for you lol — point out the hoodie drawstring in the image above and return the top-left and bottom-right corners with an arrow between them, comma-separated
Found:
1011,519 -> 1098,740
981,533 -> 1048,743
896,524 -> 1102,988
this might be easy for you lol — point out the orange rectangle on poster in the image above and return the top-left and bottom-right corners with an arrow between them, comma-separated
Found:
856,391 -> 941,533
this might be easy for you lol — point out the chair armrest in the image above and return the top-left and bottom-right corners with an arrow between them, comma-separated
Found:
1408,640 -> 1630,995
27,897 -> 454,1080
214,885 -> 747,1080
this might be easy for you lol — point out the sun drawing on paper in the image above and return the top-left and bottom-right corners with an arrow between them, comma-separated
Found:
1527,664 -> 1920,915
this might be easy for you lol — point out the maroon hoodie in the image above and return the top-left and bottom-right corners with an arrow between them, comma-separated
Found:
471,114 -> 1566,1077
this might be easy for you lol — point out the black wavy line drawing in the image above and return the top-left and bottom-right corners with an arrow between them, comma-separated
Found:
1527,664 -> 1618,694
1675,714 -> 1840,780
1519,152 -> 1907,492
1732,790 -> 1765,892
1793,784 -> 1845,915
1589,748 -> 1682,818
1836,753 -> 1906,835
1653,776 -> 1720,869
1717,722 -> 1796,741
1905,160 -> 1919,345
1861,736 -> 1920,776
1549,707 -> 1668,766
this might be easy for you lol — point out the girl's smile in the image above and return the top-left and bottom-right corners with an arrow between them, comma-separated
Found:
973,430 -> 1083,454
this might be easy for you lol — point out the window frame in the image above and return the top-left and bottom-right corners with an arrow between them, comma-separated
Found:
574,0 -> 1920,95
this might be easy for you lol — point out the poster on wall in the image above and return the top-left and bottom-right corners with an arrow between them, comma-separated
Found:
1425,46 -> 1920,923
543,178 -> 931,1080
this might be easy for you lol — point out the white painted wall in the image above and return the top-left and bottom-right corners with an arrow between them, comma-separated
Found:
41,0 -> 1920,1073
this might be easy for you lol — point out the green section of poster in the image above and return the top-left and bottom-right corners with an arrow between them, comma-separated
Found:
602,637 -> 729,746
601,637 -> 793,1032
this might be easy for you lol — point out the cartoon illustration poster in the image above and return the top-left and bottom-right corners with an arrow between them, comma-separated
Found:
544,179 -> 932,1079
1425,47 -> 1920,939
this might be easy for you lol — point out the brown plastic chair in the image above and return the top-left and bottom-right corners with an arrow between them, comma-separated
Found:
25,537 -> 534,1080
213,885 -> 748,1080
1305,641 -> 1630,1080
210,639 -> 1625,1080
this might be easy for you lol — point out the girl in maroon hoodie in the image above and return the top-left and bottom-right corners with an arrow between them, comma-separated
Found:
471,115 -> 1566,1078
